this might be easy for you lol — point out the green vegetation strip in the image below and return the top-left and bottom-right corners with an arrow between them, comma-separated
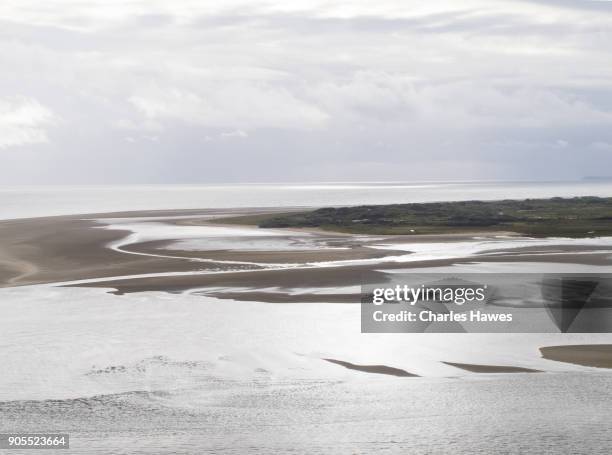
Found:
216,197 -> 612,237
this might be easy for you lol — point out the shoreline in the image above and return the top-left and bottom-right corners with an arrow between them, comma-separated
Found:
1,208 -> 612,296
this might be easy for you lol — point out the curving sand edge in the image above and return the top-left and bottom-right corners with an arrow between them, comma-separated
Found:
540,345 -> 612,369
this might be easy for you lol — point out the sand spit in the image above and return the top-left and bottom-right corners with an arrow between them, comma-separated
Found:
442,361 -> 542,373
540,345 -> 612,369
323,359 -> 418,377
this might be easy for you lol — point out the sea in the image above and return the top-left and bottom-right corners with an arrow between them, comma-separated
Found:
2,180 -> 612,220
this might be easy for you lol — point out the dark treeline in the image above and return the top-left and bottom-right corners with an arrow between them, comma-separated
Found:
253,196 -> 612,237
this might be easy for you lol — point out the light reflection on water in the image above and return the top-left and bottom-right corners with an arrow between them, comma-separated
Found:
2,182 -> 612,453
3,181 -> 612,220
2,372 -> 611,454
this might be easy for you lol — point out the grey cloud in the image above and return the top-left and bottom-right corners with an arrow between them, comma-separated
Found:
516,0 -> 612,12
190,9 -> 564,37
1,0 -> 612,183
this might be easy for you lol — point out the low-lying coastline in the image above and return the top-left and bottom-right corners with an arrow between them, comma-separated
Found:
217,196 -> 612,237
2,206 -> 612,297
1,207 -> 611,392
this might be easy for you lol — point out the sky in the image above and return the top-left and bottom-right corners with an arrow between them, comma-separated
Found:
1,0 -> 612,184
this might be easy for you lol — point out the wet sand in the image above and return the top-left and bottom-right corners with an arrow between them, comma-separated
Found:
203,290 -> 361,303
74,251 -> 612,299
127,239 -> 402,264
323,359 -> 418,377
540,345 -> 612,368
0,215 -> 210,287
442,361 -> 542,373
0,208 -> 424,288
1,208 -> 612,298
92,265 -> 390,296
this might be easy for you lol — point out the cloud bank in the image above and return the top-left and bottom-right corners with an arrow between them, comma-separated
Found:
1,0 -> 612,182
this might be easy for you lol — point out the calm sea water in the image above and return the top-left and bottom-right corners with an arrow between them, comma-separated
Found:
2,180 -> 612,219
3,373 -> 611,454
1,285 -> 611,454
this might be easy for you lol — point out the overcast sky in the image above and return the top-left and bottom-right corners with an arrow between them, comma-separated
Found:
1,0 -> 612,184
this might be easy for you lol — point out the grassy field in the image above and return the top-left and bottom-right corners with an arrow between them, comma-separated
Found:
215,197 -> 612,237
